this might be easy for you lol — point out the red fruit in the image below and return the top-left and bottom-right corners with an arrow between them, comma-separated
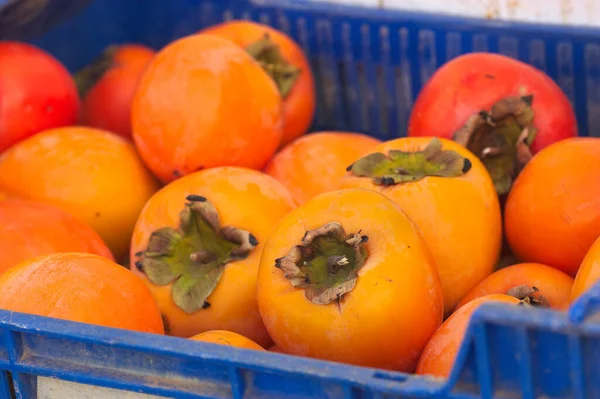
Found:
78,44 -> 155,139
0,41 -> 79,152
408,53 -> 577,195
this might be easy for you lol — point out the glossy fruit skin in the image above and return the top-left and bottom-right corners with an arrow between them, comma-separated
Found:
0,253 -> 164,334
80,44 -> 155,139
264,132 -> 381,205
0,126 -> 160,261
456,262 -> 573,311
416,294 -> 521,378
0,41 -> 80,153
0,199 -> 114,275
130,167 -> 296,346
132,34 -> 283,183
505,138 -> 600,277
257,188 -> 443,372
190,330 -> 265,351
201,20 -> 316,147
571,236 -> 600,303
340,138 -> 502,315
408,53 -> 576,155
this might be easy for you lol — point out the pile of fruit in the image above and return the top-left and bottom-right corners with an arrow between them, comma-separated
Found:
1,19 -> 599,377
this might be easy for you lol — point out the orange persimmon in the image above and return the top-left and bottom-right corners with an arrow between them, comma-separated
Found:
264,131 -> 381,204
339,137 -> 502,315
201,20 -> 315,147
0,253 -> 164,334
416,294 -> 522,378
257,188 -> 443,372
77,44 -> 155,139
132,33 -> 283,183
505,138 -> 600,277
456,263 -> 573,311
571,236 -> 600,303
130,167 -> 296,347
0,126 -> 160,261
190,330 -> 265,351
0,199 -> 114,274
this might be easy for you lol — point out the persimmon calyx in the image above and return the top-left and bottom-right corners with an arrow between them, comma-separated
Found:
73,45 -> 118,98
136,195 -> 258,314
508,284 -> 550,308
347,137 -> 472,186
275,222 -> 368,305
453,95 -> 537,195
245,33 -> 301,98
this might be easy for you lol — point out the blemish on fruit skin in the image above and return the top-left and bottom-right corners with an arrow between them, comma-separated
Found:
95,212 -> 101,217
172,170 -> 181,178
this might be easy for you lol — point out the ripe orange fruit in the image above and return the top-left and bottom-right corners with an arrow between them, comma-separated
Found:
132,34 -> 283,183
339,137 -> 502,315
130,167 -> 296,347
505,138 -> 600,276
201,20 -> 315,147
571,236 -> 600,302
257,188 -> 443,372
77,44 -> 155,139
0,126 -> 160,261
0,199 -> 114,275
264,132 -> 381,204
456,263 -> 573,311
416,294 -> 522,378
190,330 -> 265,351
0,253 -> 164,334
0,41 -> 80,153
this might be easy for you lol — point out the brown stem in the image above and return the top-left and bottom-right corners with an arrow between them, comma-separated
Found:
275,222 -> 368,305
453,95 -> 537,195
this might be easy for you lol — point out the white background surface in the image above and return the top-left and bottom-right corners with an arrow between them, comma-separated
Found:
312,0 -> 600,27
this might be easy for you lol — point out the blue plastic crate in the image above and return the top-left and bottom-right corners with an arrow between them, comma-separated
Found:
2,0 -> 600,398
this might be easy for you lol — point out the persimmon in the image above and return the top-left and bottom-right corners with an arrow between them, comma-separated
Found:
132,34 -> 283,183
0,41 -> 80,153
257,188 -> 443,372
408,53 -> 577,195
0,253 -> 164,334
77,44 -> 155,139
201,20 -> 315,147
190,330 -> 265,351
0,199 -> 114,275
130,167 -> 296,347
0,126 -> 160,261
456,263 -> 573,311
505,138 -> 600,276
339,137 -> 502,315
416,294 -> 522,378
571,236 -> 600,303
264,132 -> 381,204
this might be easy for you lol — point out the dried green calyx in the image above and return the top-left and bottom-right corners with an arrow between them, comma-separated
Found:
136,195 -> 258,314
275,223 -> 368,305
347,137 -> 472,186
73,45 -> 118,98
453,95 -> 537,195
508,285 -> 549,308
246,33 -> 300,98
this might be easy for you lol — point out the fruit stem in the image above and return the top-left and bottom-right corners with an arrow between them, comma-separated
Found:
275,223 -> 368,305
73,45 -> 118,98
245,33 -> 301,99
136,195 -> 258,314
453,95 -> 537,195
507,284 -> 549,308
346,137 -> 472,186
